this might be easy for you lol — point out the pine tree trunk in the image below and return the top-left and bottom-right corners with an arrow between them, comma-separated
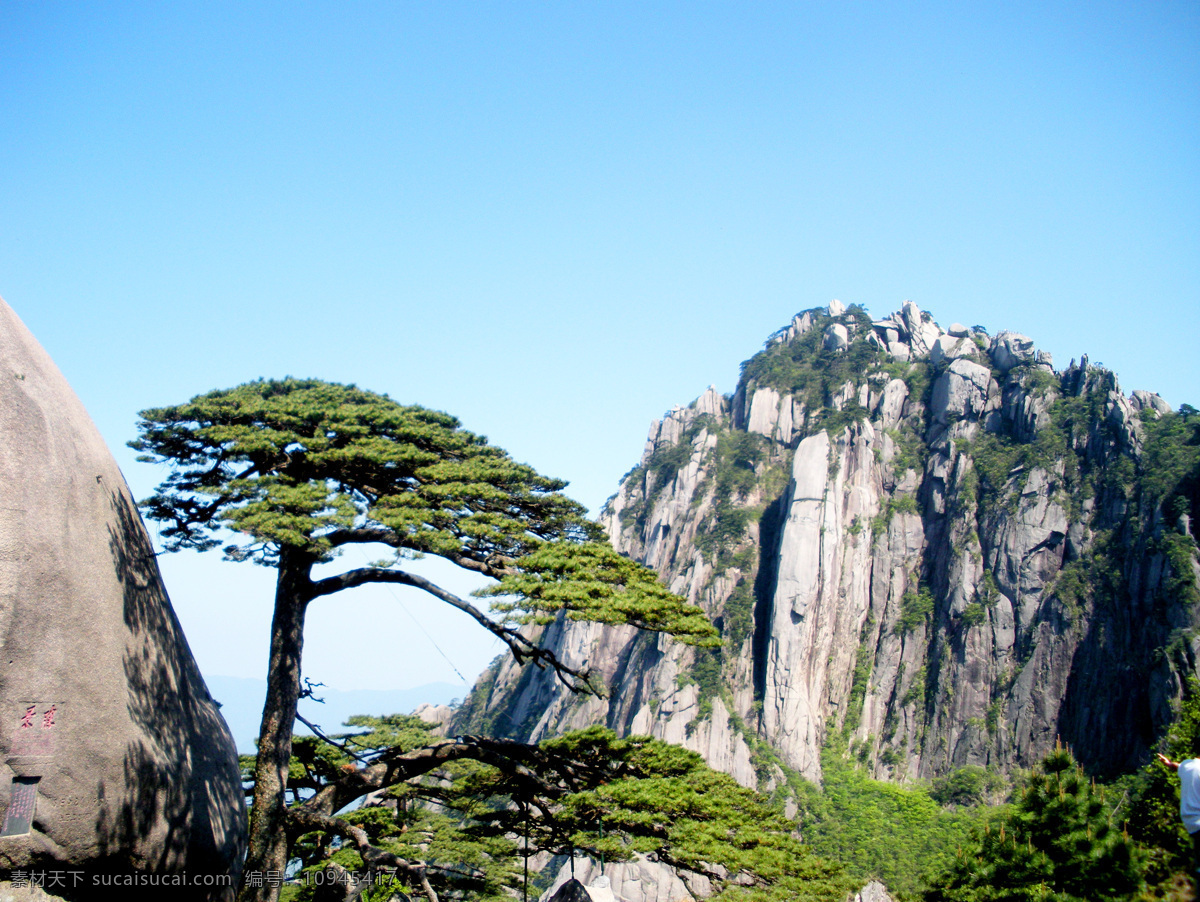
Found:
238,550 -> 311,902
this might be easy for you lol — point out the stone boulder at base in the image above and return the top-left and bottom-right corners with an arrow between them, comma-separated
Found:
851,881 -> 897,902
0,298 -> 246,898
541,857 -> 701,902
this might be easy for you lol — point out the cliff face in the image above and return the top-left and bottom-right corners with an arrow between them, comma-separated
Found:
457,301 -> 1200,789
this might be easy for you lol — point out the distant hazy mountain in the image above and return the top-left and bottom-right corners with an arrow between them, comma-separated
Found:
206,675 -> 465,752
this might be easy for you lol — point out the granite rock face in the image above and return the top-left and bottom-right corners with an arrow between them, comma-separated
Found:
0,299 -> 245,897
852,881 -> 896,902
457,300 -> 1198,796
541,858 -> 703,902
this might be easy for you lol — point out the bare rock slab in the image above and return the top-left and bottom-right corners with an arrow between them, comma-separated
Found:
850,881 -> 896,902
0,299 -> 245,897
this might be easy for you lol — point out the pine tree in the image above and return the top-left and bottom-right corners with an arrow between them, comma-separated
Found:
923,744 -> 1143,901
131,378 -> 718,902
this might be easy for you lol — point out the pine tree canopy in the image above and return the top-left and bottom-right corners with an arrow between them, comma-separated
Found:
131,378 -> 595,567
478,540 -> 719,645
131,377 -> 717,661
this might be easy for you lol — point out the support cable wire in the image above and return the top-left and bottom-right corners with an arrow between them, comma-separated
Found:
352,547 -> 471,684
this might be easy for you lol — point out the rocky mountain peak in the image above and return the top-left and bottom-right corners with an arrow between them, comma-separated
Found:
457,300 -> 1198,798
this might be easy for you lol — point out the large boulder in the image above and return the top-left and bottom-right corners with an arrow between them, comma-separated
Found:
822,323 -> 850,353
989,331 -> 1036,372
928,333 -> 979,366
852,882 -> 896,902
0,299 -> 245,897
1131,389 -> 1172,416
930,358 -> 996,425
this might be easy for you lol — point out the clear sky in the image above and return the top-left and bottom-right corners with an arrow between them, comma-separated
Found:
2,2 -> 1197,693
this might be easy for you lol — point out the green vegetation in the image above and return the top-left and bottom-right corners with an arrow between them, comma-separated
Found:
843,618 -> 876,735
902,360 -> 933,407
929,766 -> 1006,807
694,430 -> 770,564
964,415 -> 1083,516
985,700 -> 1002,735
1140,406 -> 1200,608
724,577 -> 756,646
977,571 -> 999,605
1020,365 -> 1059,396
1048,529 -> 1127,622
800,740 -> 993,899
963,375 -> 1197,557
959,381 -> 1105,518
1140,406 -> 1200,513
895,588 -> 936,635
959,603 -> 986,628
132,378 -> 717,902
1157,532 -> 1200,608
871,493 -> 921,537
961,431 -> 1023,513
886,426 -> 927,477
279,715 -> 520,901
901,666 -> 927,709
739,308 -> 881,431
541,730 -> 856,902
478,541 -> 719,642
1125,677 -> 1200,895
790,687 -> 1200,900
916,684 -> 1200,898
683,645 -> 724,725
276,720 -> 855,902
823,399 -> 870,436
923,745 -> 1143,901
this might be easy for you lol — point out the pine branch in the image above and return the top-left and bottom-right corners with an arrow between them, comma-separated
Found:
303,567 -> 600,694
287,807 -> 440,902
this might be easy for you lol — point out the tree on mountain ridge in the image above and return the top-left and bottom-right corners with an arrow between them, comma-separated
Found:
131,377 -> 718,902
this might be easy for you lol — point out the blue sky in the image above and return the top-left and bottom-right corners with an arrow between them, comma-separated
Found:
2,2 -> 1197,693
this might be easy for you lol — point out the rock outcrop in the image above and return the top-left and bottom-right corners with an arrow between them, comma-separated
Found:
0,299 -> 245,897
457,301 -> 1200,798
851,881 -> 896,902
541,859 -> 702,902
